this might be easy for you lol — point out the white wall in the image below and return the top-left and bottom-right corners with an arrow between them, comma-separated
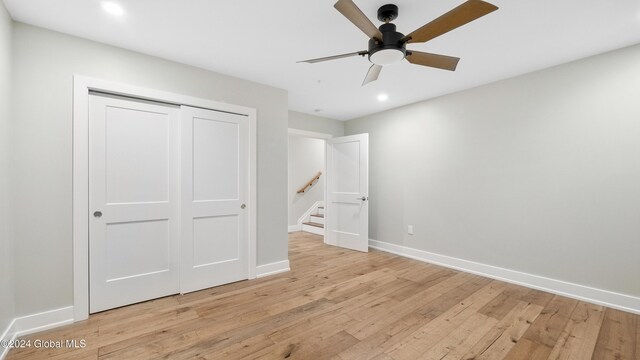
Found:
288,136 -> 325,226
11,23 -> 289,317
345,44 -> 640,299
0,1 -> 14,335
289,111 -> 344,137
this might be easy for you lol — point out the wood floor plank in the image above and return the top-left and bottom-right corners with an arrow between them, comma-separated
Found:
390,269 -> 457,301
7,232 -> 639,360
335,275 -> 496,360
477,283 -> 531,321
344,272 -> 489,341
266,277 -> 416,344
519,295 -> 579,348
250,320 -> 358,360
97,307 -> 200,347
547,302 -> 605,360
591,308 -> 637,360
100,330 -> 200,360
387,281 -> 507,360
461,300 -> 542,360
502,338 -> 555,360
49,348 -> 99,360
519,288 -> 555,307
416,312 -> 498,360
205,334 -> 275,360
502,295 -> 578,359
96,318 -> 206,357
637,316 -> 640,360
468,301 -> 544,360
329,279 -> 412,322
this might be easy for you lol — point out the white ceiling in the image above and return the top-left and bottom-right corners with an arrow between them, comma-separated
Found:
4,0 -> 640,120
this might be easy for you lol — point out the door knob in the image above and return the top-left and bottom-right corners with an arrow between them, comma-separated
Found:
357,196 -> 368,201
93,211 -> 103,218
240,204 -> 246,209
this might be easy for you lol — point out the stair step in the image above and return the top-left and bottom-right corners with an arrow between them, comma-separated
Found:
303,221 -> 324,228
309,213 -> 324,225
302,222 -> 325,236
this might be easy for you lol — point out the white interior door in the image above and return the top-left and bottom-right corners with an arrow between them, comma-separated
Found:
89,94 -> 181,313
180,106 -> 249,293
326,134 -> 369,252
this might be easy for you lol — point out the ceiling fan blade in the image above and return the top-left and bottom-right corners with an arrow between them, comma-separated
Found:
402,0 -> 498,44
406,51 -> 460,71
298,51 -> 368,64
362,64 -> 383,86
334,0 -> 383,40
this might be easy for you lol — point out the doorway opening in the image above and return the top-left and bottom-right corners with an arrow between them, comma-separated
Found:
287,129 -> 331,241
287,129 -> 370,252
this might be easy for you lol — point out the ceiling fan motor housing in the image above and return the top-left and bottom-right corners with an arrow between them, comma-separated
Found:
368,23 -> 406,65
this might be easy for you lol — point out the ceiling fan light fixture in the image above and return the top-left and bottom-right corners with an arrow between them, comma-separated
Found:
300,0 -> 498,85
369,48 -> 405,66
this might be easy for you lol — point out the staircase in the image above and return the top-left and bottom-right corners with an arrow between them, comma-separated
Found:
302,206 -> 324,236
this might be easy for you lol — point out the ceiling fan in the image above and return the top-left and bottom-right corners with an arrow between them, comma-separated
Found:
299,0 -> 499,86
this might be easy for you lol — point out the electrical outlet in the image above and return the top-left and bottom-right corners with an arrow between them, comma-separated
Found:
407,225 -> 414,235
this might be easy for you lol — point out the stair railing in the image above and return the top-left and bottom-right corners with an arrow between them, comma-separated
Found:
296,171 -> 322,194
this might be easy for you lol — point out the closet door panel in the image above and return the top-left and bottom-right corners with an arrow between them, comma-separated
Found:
89,95 -> 180,313
181,106 -> 249,293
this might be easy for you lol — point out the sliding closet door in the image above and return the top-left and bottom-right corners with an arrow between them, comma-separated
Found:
89,94 -> 181,313
180,106 -> 250,293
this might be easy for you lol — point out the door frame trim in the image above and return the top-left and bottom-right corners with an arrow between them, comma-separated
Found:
72,75 -> 258,321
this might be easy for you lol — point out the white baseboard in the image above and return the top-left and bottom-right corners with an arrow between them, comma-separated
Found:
13,306 -> 75,337
288,225 -> 301,233
256,260 -> 290,278
369,239 -> 640,315
0,306 -> 74,360
0,319 -> 17,360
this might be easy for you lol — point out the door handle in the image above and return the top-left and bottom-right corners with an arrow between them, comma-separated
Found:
357,196 -> 368,201
93,211 -> 103,218
240,204 -> 246,209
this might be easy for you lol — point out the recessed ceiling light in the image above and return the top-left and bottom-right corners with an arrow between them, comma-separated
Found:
377,93 -> 389,102
102,2 -> 124,16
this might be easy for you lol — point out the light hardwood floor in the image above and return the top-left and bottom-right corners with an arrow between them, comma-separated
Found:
7,232 -> 639,359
